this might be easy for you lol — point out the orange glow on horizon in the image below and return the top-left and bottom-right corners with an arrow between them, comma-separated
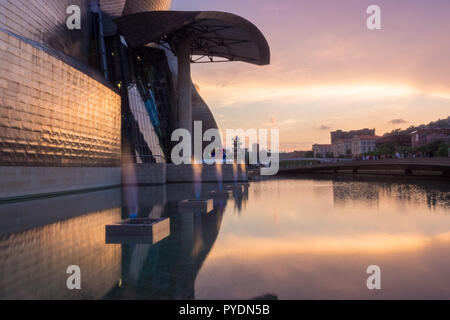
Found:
204,232 -> 450,259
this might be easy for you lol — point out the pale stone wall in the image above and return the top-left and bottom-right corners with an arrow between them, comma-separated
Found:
0,166 -> 121,201
122,163 -> 167,185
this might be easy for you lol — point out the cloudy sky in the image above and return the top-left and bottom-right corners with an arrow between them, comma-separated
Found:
172,0 -> 450,151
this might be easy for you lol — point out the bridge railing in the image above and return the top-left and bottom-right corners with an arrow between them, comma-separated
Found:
279,157 -> 450,171
279,158 -> 353,169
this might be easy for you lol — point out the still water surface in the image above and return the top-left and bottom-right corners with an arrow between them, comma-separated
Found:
0,177 -> 449,299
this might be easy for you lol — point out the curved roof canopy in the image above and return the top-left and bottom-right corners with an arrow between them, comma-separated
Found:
114,11 -> 270,66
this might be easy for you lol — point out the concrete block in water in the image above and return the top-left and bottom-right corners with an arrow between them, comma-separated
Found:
106,217 -> 170,244
225,185 -> 244,193
178,199 -> 214,213
210,190 -> 233,200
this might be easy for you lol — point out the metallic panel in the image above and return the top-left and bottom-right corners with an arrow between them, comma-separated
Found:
100,0 -> 127,17
0,29 -> 121,167
192,85 -> 219,133
192,85 -> 222,150
122,0 -> 172,15
0,0 -> 92,62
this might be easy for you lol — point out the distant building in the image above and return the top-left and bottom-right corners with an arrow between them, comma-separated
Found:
329,128 -> 376,157
351,135 -> 380,156
331,129 -> 375,144
251,143 -> 260,164
410,128 -> 450,148
313,144 -> 332,157
332,140 -> 352,157
376,134 -> 411,148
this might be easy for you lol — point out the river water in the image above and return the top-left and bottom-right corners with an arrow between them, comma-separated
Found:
0,177 -> 449,299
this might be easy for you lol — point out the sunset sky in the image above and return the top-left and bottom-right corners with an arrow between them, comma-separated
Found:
172,0 -> 450,151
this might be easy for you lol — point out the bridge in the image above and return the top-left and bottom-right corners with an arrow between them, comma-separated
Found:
279,157 -> 352,163
277,158 -> 450,177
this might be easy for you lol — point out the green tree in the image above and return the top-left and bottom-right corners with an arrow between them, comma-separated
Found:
375,142 -> 395,155
428,140 -> 445,153
437,142 -> 449,157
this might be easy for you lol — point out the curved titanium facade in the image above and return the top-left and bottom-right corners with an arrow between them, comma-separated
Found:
99,0 -> 172,18
0,0 -> 224,170
0,0 -> 92,62
100,0 -> 172,35
0,29 -> 121,167
123,0 -> 172,15
192,87 -> 220,136
0,0 -> 173,62
99,0 -> 127,17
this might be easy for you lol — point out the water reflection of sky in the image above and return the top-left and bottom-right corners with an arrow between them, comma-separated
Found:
195,178 -> 450,300
0,178 -> 449,299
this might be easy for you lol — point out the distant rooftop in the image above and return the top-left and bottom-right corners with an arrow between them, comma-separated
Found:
410,128 -> 450,135
352,135 -> 380,140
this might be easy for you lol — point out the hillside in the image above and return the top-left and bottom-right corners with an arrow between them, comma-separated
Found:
384,116 -> 450,136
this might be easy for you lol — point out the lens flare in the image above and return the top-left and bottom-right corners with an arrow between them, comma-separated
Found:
122,163 -> 139,218
240,163 -> 247,181
232,162 -> 238,185
215,163 -> 223,191
193,163 -> 203,199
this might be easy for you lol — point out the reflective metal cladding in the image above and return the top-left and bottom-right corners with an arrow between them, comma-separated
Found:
0,0 -> 92,62
0,29 -> 122,167
0,0 -> 262,170
0,0 -> 173,62
0,0 -> 174,168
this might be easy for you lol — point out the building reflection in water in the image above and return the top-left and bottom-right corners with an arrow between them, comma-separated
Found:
233,185 -> 250,214
0,189 -> 122,300
0,180 -> 252,300
104,207 -> 225,300
7,176 -> 448,299
104,183 -> 231,300
194,177 -> 450,300
331,176 -> 450,209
